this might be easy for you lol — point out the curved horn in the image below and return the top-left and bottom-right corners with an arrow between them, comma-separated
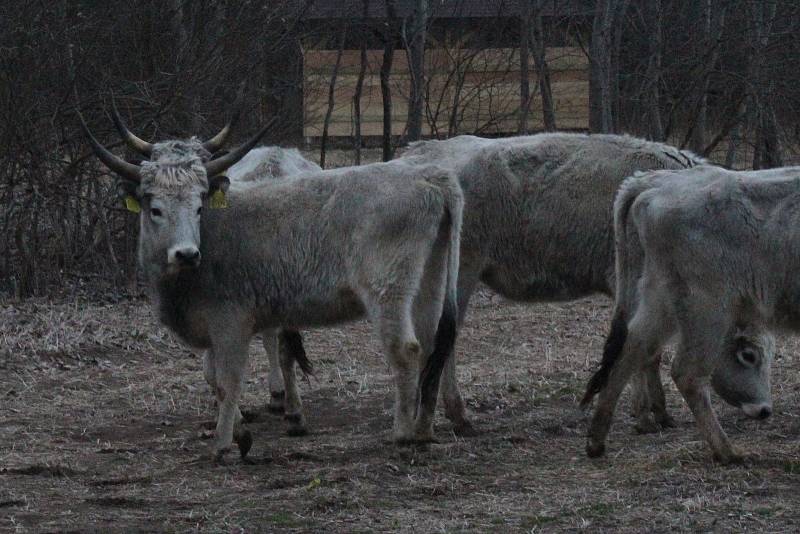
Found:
111,97 -> 154,157
203,118 -> 276,178
202,83 -> 246,153
77,108 -> 142,183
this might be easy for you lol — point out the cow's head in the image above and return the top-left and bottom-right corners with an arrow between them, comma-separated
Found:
712,324 -> 774,420
78,104 -> 271,280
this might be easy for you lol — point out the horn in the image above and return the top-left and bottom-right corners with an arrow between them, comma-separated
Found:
111,96 -> 154,157
202,82 -> 246,153
76,108 -> 142,183
203,118 -> 276,178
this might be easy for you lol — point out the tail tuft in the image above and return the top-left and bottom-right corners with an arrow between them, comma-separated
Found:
279,329 -> 313,377
419,298 -> 457,396
580,314 -> 628,408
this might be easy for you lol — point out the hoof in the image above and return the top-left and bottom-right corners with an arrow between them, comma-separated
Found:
268,404 -> 285,415
240,410 -> 259,424
633,417 -> 660,435
286,426 -> 308,437
586,441 -> 606,458
284,413 -> 308,437
712,449 -> 745,465
268,392 -> 286,414
213,446 -> 233,465
656,414 -> 677,429
233,428 -> 253,459
453,421 -> 479,437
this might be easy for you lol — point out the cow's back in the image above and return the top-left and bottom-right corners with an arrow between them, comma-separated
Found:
458,133 -> 703,300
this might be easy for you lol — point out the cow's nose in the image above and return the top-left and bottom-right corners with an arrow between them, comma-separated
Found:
758,406 -> 772,420
174,248 -> 201,267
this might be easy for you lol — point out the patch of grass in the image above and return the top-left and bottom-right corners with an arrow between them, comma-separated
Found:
755,507 -> 775,517
783,460 -> 800,474
264,512 -> 301,527
522,514 -> 559,528
582,502 -> 615,516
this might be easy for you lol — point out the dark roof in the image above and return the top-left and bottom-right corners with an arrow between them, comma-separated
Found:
305,0 -> 589,20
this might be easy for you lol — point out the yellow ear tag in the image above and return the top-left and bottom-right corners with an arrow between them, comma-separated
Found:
124,195 -> 141,214
210,189 -> 228,209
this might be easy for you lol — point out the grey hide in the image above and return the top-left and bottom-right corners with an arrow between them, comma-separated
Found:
86,134 -> 463,460
399,133 -> 773,435
582,165 -> 788,464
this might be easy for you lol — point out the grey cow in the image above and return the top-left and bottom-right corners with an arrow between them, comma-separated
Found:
582,165 -> 784,464
257,133 -> 772,438
79,113 -> 463,461
400,133 -> 772,435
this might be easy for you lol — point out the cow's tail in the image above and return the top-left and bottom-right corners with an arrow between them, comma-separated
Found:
419,172 -> 463,406
279,329 -> 314,377
580,173 -> 653,408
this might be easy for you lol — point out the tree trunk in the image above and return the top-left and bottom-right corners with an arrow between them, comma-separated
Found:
353,0 -> 370,164
589,1 -> 614,133
532,0 -> 555,131
320,28 -> 347,169
690,0 -> 725,153
518,2 -> 532,134
646,0 -> 663,141
589,0 -> 628,133
381,0 -> 398,161
404,0 -> 428,142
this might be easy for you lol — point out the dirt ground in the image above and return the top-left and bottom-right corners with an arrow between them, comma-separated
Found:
2,288 -> 800,533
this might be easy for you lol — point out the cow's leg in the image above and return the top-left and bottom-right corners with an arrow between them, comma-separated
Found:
630,353 -> 674,434
670,316 -> 740,464
208,322 -> 253,462
263,329 -> 285,414
440,267 -> 480,436
203,348 -> 243,424
646,353 -> 676,428
587,298 -> 668,458
278,330 -> 307,436
411,242 -> 450,443
371,298 -> 422,444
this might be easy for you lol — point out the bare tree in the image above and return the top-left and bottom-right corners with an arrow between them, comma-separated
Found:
352,0 -> 370,165
320,28 -> 347,169
404,0 -> 428,142
381,0 -> 398,161
589,0 -> 629,133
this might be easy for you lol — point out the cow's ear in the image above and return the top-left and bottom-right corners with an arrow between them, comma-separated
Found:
208,175 -> 230,209
116,180 -> 141,214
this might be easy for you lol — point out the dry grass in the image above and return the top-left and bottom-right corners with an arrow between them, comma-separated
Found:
2,290 -> 800,532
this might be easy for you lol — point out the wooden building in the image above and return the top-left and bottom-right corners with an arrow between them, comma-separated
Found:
299,0 -> 590,141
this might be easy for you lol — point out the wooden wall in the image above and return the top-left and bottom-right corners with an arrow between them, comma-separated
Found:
303,46 -> 589,138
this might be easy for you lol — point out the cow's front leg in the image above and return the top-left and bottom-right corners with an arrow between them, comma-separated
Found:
203,348 -> 243,426
209,325 -> 253,463
671,333 -> 740,464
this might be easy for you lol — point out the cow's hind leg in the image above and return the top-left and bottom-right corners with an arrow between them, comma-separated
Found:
587,298 -> 668,458
263,329 -> 286,414
370,298 -> 422,444
279,330 -> 307,436
440,268 -> 480,436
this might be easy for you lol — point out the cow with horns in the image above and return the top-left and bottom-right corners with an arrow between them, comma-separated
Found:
79,102 -> 463,462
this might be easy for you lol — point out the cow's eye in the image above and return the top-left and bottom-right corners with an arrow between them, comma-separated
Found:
196,206 -> 203,215
150,208 -> 163,217
738,349 -> 759,367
